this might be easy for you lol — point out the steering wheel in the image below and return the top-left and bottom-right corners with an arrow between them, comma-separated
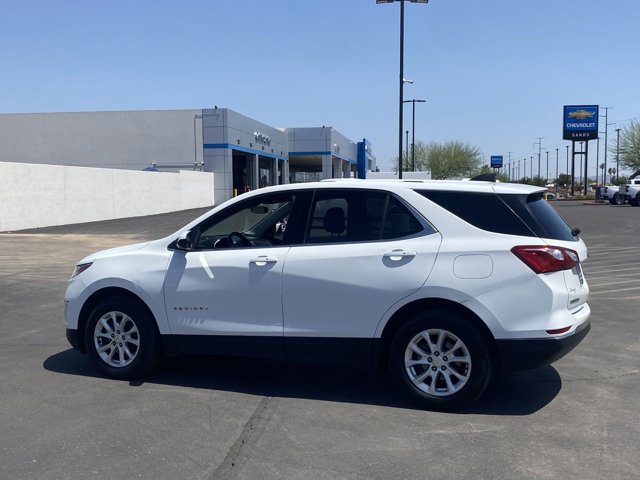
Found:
227,231 -> 253,248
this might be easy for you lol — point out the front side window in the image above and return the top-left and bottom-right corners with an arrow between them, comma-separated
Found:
306,190 -> 428,244
196,194 -> 296,249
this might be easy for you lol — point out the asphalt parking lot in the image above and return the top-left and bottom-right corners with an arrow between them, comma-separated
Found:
1,201 -> 638,480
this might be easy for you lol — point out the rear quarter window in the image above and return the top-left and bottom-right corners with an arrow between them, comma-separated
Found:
418,190 -> 578,242
417,191 -> 532,237
499,192 -> 577,242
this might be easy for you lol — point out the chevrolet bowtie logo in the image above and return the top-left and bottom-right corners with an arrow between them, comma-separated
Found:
568,110 -> 595,120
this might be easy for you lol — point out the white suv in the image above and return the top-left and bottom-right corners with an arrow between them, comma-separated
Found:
64,180 -> 590,410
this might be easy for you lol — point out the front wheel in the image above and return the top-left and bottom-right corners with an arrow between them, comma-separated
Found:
85,296 -> 160,379
389,310 -> 493,411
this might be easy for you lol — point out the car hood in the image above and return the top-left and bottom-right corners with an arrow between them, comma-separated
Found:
77,241 -> 150,265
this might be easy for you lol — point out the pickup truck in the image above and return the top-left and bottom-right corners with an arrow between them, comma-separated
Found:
620,178 -> 640,206
602,185 -> 624,205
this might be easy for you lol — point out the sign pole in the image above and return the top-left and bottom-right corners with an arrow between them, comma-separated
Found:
584,140 -> 589,196
571,141 -> 576,196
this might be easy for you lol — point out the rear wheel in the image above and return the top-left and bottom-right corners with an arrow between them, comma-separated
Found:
85,296 -> 160,379
389,310 -> 493,411
613,193 -> 624,205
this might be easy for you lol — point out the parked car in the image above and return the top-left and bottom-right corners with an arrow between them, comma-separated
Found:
602,185 -> 624,205
620,176 -> 640,206
64,180 -> 590,411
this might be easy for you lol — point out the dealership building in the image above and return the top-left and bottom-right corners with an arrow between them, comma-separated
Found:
0,108 -> 377,205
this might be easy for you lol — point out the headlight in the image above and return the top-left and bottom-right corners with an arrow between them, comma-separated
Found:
70,262 -> 93,279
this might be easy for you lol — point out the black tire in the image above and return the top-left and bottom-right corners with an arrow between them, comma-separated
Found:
613,193 -> 624,206
389,310 -> 493,411
630,197 -> 639,207
85,296 -> 160,379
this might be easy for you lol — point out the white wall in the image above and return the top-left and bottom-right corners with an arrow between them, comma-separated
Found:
0,162 -> 214,231
0,110 -> 203,171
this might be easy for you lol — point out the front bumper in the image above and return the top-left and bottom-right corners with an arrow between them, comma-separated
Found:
496,320 -> 591,372
66,328 -> 84,353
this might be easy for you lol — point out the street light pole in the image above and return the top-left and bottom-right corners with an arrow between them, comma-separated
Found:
596,137 -> 600,186
616,127 -> 621,183
403,99 -> 426,171
405,129 -> 409,168
377,0 -> 428,178
530,156 -> 533,179
398,0 -> 405,178
546,150 -> 549,182
601,107 -> 612,186
537,138 -> 542,179
555,148 -> 559,182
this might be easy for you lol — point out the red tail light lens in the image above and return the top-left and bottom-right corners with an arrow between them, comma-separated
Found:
511,245 -> 579,274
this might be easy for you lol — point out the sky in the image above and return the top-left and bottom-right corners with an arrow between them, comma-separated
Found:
1,0 -> 639,177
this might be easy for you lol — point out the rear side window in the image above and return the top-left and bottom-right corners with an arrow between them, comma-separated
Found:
499,192 -> 577,242
306,189 -> 430,244
418,191 -> 532,237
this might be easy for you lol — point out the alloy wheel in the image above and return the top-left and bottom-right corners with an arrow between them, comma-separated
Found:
404,328 -> 472,397
93,311 -> 140,368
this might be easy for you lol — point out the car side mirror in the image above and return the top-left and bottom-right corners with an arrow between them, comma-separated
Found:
174,230 -> 196,251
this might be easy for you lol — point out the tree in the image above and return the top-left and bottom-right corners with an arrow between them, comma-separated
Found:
612,120 -> 640,171
555,174 -> 571,187
393,140 -> 482,179
613,175 -> 627,186
520,175 -> 547,187
496,172 -> 510,183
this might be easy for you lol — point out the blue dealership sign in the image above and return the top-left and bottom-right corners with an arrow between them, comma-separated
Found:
490,155 -> 503,168
563,105 -> 599,140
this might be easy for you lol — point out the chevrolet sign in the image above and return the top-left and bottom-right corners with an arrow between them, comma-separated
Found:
563,105 -> 599,140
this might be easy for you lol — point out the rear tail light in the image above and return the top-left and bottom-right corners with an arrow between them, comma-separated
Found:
511,245 -> 579,274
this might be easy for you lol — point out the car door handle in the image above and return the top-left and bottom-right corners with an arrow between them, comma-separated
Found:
250,256 -> 278,265
383,250 -> 417,260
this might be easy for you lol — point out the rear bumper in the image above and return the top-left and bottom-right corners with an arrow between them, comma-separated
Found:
496,320 -> 591,372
